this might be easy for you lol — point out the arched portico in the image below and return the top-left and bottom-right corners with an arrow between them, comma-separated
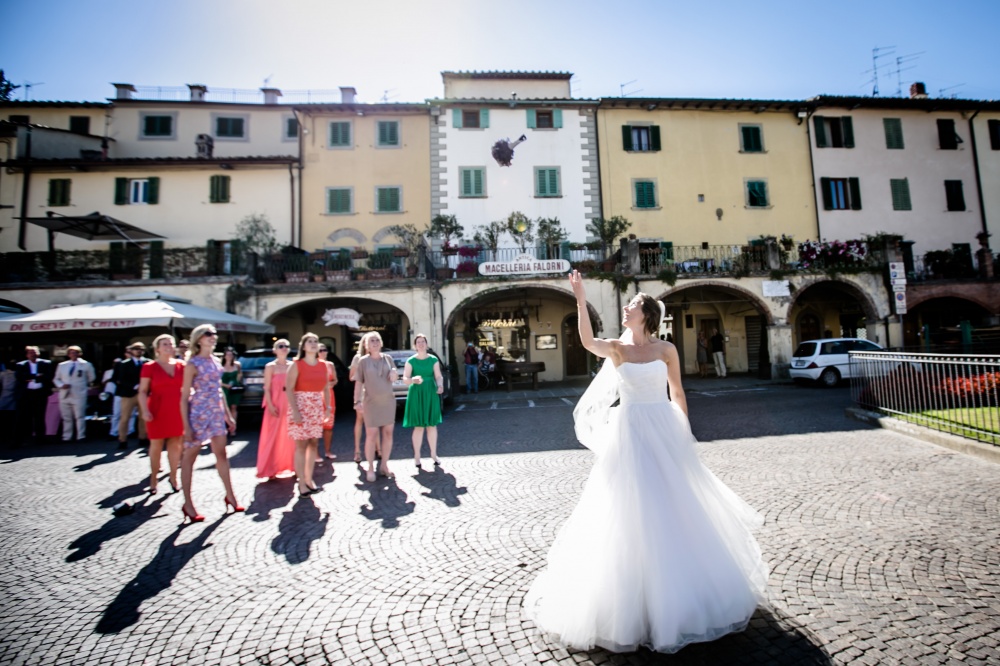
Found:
787,277 -> 883,347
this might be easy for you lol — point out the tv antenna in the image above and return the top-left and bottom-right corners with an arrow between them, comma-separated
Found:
263,74 -> 273,87
893,52 -> 924,96
938,83 -> 965,99
380,89 -> 398,103
865,45 -> 895,96
619,79 -> 642,97
23,80 -> 45,101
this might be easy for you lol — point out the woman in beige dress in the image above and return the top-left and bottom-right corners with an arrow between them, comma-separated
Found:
353,331 -> 398,483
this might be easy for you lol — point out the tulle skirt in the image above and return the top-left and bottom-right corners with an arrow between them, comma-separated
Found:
524,398 -> 769,654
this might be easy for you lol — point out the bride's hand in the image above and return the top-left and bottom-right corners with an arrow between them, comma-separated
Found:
568,270 -> 586,299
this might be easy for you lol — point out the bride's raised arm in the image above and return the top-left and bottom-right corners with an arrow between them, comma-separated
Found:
569,270 -> 616,359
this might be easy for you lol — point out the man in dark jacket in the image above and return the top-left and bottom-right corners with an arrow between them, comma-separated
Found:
112,341 -> 148,449
15,346 -> 54,443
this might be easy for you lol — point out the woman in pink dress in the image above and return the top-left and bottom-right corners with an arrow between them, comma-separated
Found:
256,339 -> 295,480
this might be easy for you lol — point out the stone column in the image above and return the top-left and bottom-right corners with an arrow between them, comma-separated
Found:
766,323 -> 793,379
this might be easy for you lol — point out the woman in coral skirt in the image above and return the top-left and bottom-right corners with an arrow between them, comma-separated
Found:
256,339 -> 295,480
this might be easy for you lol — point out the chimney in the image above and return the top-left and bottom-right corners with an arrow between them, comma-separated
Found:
910,82 -> 928,99
188,84 -> 208,102
340,86 -> 357,104
261,87 -> 282,105
112,83 -> 136,100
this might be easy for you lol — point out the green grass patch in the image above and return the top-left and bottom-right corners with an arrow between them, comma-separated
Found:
895,407 -> 1000,445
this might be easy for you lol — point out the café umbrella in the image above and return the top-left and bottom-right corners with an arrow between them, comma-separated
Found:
0,291 -> 274,334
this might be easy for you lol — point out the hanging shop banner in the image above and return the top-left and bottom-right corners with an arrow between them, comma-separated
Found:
478,254 -> 571,276
322,307 -> 362,329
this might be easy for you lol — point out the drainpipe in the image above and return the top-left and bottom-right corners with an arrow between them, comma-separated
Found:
287,161 -> 295,247
967,110 -> 989,237
293,109 -> 304,248
17,126 -> 32,250
433,283 -> 448,388
802,108 -> 821,241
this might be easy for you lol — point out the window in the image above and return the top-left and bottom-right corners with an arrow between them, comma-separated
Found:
327,188 -> 352,214
8,114 -> 29,124
141,113 -> 175,138
534,167 -> 561,197
452,109 -> 489,129
622,125 -> 661,152
989,119 -> 1000,150
209,175 -> 230,203
527,109 -> 562,129
820,177 -> 861,210
813,116 -> 855,148
945,180 -> 966,211
376,186 -> 401,212
377,121 -> 400,147
115,177 -> 159,205
459,167 -> 486,197
883,118 -> 904,149
739,125 -> 764,153
329,121 -> 351,147
890,178 -> 912,211
937,119 -> 961,150
215,116 -> 246,139
69,116 -> 90,135
633,180 -> 657,209
745,180 -> 768,207
284,116 -> 299,140
48,179 -> 71,207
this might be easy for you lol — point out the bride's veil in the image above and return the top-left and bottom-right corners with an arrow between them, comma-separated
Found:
572,327 -> 632,456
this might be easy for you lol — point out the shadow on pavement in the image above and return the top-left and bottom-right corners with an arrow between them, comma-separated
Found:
95,517 -> 225,634
355,467 -> 415,529
270,496 -> 329,564
96,478 -> 152,509
67,494 -> 169,562
568,606 -> 832,665
246,476 -> 295,522
412,466 -> 467,507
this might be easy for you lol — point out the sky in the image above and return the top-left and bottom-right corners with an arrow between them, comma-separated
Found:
2,0 -> 999,104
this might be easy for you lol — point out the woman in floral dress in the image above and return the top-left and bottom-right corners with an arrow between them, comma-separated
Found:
179,324 -> 241,522
286,332 -> 331,497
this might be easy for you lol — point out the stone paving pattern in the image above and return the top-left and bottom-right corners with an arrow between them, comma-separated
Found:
1,378 -> 998,665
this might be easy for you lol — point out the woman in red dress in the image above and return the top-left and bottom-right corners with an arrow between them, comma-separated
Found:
138,334 -> 185,495
256,339 -> 295,480
286,333 -> 331,496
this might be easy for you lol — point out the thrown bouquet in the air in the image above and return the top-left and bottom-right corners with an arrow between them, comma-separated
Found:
491,134 -> 527,167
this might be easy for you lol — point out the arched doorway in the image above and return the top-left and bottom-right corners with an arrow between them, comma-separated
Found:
561,314 -> 589,377
789,280 -> 881,347
904,296 -> 996,352
797,312 -> 822,342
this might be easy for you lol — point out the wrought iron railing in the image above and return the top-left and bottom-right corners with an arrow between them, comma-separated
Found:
850,350 -> 1000,446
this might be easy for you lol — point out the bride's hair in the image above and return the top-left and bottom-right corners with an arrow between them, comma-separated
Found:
636,293 -> 663,337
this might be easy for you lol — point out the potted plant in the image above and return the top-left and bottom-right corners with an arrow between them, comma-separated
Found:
367,253 -> 393,279
505,211 -> 534,254
586,215 -> 631,266
473,220 -> 506,261
536,217 -> 568,259
780,234 -> 795,251
456,260 -> 478,277
429,214 -> 464,255
325,253 -> 351,282
387,223 -> 426,272
351,246 -> 369,259
351,266 -> 367,281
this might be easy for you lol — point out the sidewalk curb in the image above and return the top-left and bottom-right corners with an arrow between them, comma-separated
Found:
846,406 -> 1000,465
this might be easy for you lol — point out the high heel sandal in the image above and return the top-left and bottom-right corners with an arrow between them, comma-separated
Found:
169,480 -> 180,493
415,459 -> 421,469
379,466 -> 395,480
354,454 -> 362,465
182,506 -> 205,524
224,496 -> 245,513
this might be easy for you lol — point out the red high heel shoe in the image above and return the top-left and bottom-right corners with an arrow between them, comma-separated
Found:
224,496 -> 245,513
182,505 -> 205,524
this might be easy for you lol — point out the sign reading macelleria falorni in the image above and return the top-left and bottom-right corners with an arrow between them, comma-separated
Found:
479,254 -> 571,276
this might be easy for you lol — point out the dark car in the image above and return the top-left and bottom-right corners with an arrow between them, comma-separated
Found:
240,348 -> 353,411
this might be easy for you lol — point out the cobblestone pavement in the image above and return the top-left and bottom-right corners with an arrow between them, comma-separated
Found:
1,380 -> 999,665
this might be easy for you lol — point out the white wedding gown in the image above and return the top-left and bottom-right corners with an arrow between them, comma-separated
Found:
525,360 -> 769,653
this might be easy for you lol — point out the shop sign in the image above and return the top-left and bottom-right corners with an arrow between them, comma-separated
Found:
322,307 -> 361,329
478,318 -> 525,328
478,254 -> 571,276
762,280 -> 791,298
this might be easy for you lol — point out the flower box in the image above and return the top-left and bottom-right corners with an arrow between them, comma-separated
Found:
350,250 -> 369,259
436,267 -> 455,280
325,270 -> 351,282
368,268 -> 392,280
392,248 -> 411,258
284,271 -> 310,283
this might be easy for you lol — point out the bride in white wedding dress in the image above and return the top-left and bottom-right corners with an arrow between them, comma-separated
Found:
524,271 -> 769,654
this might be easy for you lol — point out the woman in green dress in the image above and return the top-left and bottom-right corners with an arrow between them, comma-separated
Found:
220,347 -> 243,424
402,333 -> 444,469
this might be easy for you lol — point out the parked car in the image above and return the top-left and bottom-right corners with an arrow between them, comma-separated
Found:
383,349 -> 451,404
789,337 -> 884,387
240,348 -> 353,411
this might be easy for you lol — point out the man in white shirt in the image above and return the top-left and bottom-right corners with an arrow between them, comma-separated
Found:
53,346 -> 96,442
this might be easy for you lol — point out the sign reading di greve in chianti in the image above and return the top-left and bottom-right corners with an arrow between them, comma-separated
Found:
478,254 -> 571,276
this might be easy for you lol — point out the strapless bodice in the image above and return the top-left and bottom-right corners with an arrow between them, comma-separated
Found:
616,359 -> 669,404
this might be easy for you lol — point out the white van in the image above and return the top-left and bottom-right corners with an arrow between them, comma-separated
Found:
789,337 -> 884,387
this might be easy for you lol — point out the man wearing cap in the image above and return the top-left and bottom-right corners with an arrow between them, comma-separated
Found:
112,342 -> 148,449
53,346 -> 96,442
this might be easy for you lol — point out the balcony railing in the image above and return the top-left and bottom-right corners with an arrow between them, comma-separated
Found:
0,247 -> 229,283
851,350 -> 1000,446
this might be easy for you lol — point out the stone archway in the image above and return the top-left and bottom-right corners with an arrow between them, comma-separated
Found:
788,278 -> 882,346
903,295 -> 995,351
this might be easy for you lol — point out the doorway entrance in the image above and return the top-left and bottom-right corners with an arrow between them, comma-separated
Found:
562,315 -> 589,376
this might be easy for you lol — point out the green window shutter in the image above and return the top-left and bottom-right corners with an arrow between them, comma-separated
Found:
848,177 -> 862,210
378,122 -> 388,145
220,175 -> 230,202
328,188 -> 350,213
938,119 -> 958,149
536,169 -> 547,196
48,179 -> 58,206
553,109 -> 563,129
452,109 -> 462,129
149,240 -> 165,278
473,169 -> 483,196
548,169 -> 559,196
622,125 -> 633,151
48,179 -> 69,206
210,175 -> 230,203
841,117 -> 855,148
526,109 -> 537,129
480,109 -> 490,129
378,187 -> 387,210
389,188 -> 399,211
114,177 -> 128,205
635,181 -> 655,208
945,180 -> 966,211
461,169 -> 472,196
820,177 -> 833,210
389,122 -> 399,145
147,177 -> 159,204
814,116 -> 828,148
883,118 -> 904,149
650,125 -> 661,151
742,126 -> 762,152
989,119 -> 1000,150
748,181 -> 767,206
660,241 -> 674,261
890,179 -> 911,211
